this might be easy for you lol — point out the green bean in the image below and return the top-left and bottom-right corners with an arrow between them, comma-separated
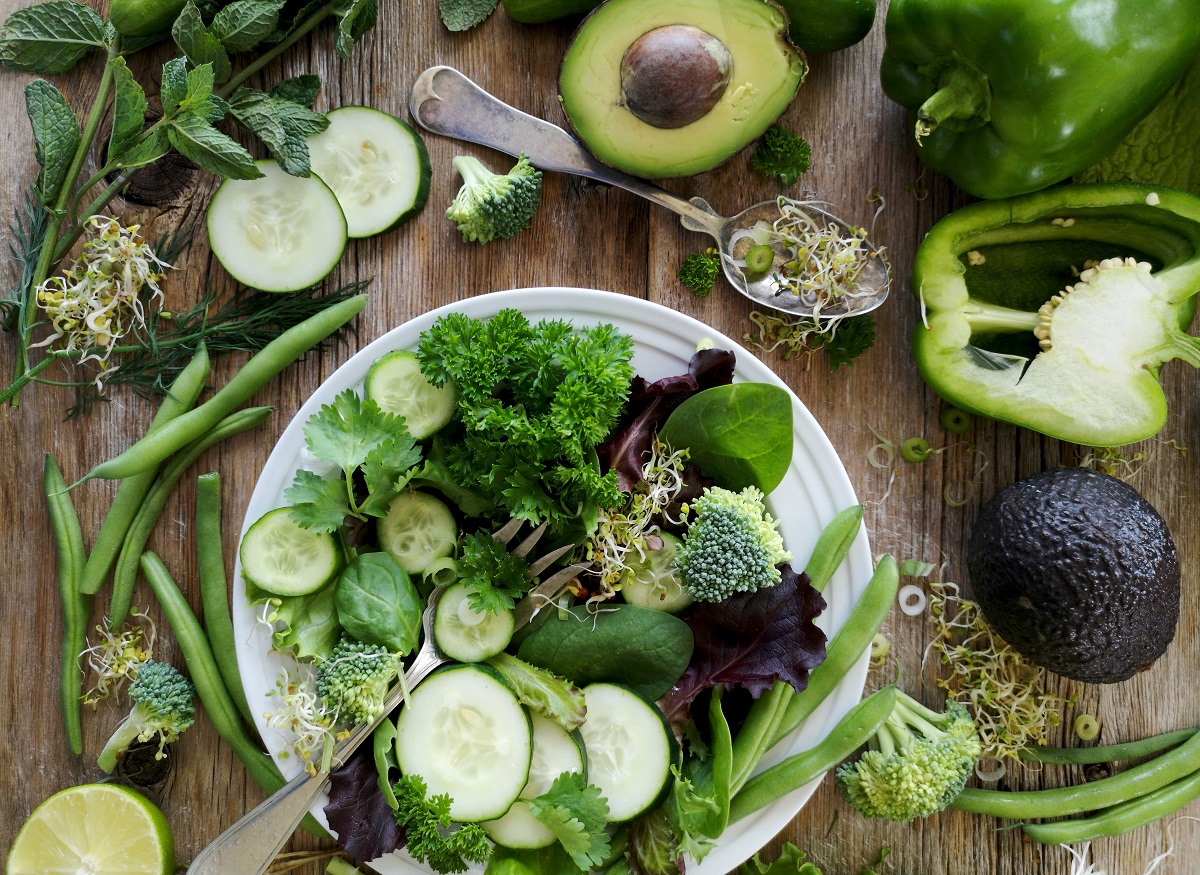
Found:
85,294 -> 366,483
139,550 -> 326,837
802,504 -> 864,594
1020,729 -> 1197,765
196,471 -> 254,727
79,343 -> 209,595
109,406 -> 274,625
1022,766 -> 1200,845
729,685 -> 898,823
44,454 -> 88,757
951,728 -> 1200,819
769,554 -> 900,749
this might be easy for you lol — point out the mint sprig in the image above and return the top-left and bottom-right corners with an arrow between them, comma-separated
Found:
0,0 -> 110,74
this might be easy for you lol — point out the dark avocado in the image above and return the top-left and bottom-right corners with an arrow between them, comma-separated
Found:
966,467 -> 1179,684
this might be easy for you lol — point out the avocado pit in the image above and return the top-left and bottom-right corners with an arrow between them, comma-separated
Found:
619,25 -> 732,129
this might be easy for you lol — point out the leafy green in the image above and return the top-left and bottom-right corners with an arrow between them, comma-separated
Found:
334,552 -> 423,654
393,775 -> 493,874
108,57 -> 149,159
485,652 -> 587,731
749,125 -> 812,186
210,0 -> 287,51
626,805 -> 679,875
438,0 -> 500,31
822,315 -> 877,371
333,0 -> 377,58
667,688 -> 731,861
228,86 -> 329,176
516,603 -> 693,700
659,382 -> 794,494
256,582 -> 341,661
271,73 -> 321,107
160,56 -> 190,113
458,531 -> 531,614
739,843 -> 824,875
678,248 -> 721,297
25,78 -> 80,206
0,0 -> 110,74
285,389 -> 423,531
527,772 -> 611,870
168,111 -> 261,178
172,1 -> 231,82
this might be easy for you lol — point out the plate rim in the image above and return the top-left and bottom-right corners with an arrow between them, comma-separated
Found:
231,287 -> 872,874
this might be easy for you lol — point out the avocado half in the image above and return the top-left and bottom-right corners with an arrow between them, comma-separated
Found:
558,0 -> 807,178
966,467 -> 1179,684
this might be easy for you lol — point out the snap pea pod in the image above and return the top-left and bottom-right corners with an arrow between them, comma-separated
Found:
729,685 -> 898,822
768,554 -> 900,750
196,471 -> 254,727
108,406 -> 274,625
44,454 -> 88,757
1022,766 -> 1200,845
728,506 -> 867,793
79,343 -> 209,596
139,551 -> 327,838
1020,729 -> 1197,765
952,728 -> 1200,819
85,294 -> 366,483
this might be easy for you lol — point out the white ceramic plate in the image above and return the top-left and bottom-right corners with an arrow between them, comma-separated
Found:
232,287 -> 872,874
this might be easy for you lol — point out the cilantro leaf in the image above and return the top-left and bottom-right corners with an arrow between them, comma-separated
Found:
438,0 -> 500,31
527,772 -> 610,870
393,775 -> 492,874
25,78 -> 80,206
109,57 -> 148,159
285,469 -> 352,533
458,531 -> 530,614
210,0 -> 287,52
739,843 -> 825,875
304,390 -> 403,473
172,1 -> 232,83
0,0 -> 110,74
359,434 -> 424,518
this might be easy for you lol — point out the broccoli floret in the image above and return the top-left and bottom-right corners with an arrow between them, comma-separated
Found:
315,635 -> 403,726
446,153 -> 543,244
678,248 -> 721,297
835,690 -> 982,822
674,485 -> 792,602
97,659 -> 195,773
749,125 -> 812,186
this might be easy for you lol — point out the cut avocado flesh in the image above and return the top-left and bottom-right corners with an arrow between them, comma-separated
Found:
559,0 -> 807,178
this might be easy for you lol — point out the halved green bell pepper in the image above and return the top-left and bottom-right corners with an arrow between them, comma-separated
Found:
913,183 -> 1200,446
880,0 -> 1200,199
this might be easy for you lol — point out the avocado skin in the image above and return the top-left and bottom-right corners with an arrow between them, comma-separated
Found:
966,467 -> 1179,684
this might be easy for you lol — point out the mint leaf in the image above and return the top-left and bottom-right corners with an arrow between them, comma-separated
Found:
527,772 -> 610,871
167,113 -> 262,179
0,0 -> 109,74
161,56 -> 189,113
286,469 -> 352,533
108,57 -> 148,159
114,128 -> 171,170
211,0 -> 287,52
229,86 -> 328,176
172,1 -> 231,83
271,74 -> 321,108
25,78 -> 80,205
438,0 -> 499,32
332,0 -> 377,58
268,0 -> 323,43
177,62 -> 229,122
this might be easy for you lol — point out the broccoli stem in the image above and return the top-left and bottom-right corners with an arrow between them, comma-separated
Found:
451,155 -> 496,189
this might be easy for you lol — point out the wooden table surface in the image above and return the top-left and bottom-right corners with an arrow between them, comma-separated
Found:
3,2 -> 1198,873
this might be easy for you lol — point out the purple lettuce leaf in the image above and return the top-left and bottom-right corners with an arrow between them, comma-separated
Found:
659,565 -> 827,732
325,743 -> 406,862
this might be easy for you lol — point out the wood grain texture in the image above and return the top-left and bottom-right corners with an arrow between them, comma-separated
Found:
2,1 -> 1197,873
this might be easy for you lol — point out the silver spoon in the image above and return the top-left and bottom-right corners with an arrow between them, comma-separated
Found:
409,65 -> 890,318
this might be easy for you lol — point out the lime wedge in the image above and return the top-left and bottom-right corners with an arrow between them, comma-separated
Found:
6,784 -> 174,875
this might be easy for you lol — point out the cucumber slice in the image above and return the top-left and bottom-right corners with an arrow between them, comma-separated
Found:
364,350 -> 456,439
239,506 -> 342,596
206,159 -> 348,293
377,490 -> 458,574
482,714 -> 586,849
434,582 -> 515,662
395,664 -> 532,822
306,105 -> 431,238
619,532 -> 693,613
578,683 -> 673,822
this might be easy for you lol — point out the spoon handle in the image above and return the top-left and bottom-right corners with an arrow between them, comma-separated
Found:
408,66 -> 725,237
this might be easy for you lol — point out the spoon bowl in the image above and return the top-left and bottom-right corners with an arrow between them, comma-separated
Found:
409,66 -> 891,318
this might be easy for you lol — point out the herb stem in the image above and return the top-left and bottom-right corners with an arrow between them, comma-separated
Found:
53,168 -> 137,262
219,4 -> 334,97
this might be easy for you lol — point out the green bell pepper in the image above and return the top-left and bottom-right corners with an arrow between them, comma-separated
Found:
913,183 -> 1200,447
880,0 -> 1200,199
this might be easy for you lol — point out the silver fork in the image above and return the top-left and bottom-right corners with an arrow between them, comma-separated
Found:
186,521 -> 590,875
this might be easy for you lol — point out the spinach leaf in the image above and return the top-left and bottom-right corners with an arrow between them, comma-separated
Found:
335,552 -> 422,654
516,603 -> 693,700
658,382 -> 793,494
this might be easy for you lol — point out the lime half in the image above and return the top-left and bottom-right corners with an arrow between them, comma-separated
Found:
7,783 -> 174,875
